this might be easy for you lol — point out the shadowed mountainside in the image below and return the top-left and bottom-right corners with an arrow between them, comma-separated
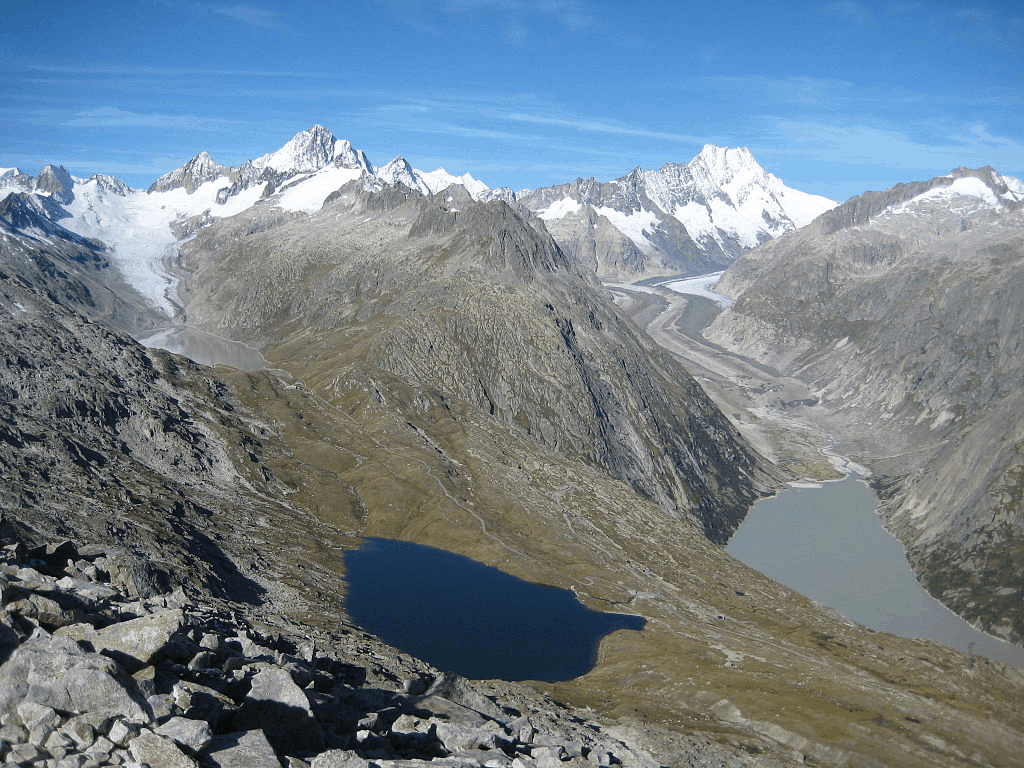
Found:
178,180 -> 770,543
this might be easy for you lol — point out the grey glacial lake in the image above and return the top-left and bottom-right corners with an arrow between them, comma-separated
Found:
728,475 -> 1024,668
139,326 -> 269,371
344,538 -> 646,681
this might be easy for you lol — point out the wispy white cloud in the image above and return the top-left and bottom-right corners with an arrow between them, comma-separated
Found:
504,113 -> 703,142
769,120 -> 1024,172
25,106 -> 234,130
207,3 -> 289,30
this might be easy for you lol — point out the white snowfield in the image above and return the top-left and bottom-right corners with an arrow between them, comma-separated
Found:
536,196 -> 582,220
877,171 -> 1024,224
276,166 -> 364,214
594,205 -> 661,253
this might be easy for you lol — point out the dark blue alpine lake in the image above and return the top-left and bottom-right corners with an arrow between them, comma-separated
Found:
344,538 -> 646,682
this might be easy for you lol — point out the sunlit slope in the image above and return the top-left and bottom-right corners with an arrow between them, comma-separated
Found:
709,167 -> 1024,645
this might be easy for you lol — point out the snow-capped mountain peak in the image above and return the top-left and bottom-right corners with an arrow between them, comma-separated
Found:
517,144 -> 838,280
149,151 -> 228,194
644,145 -> 768,208
416,168 -> 489,198
692,144 -> 759,185
376,156 -> 422,192
252,124 -> 343,174
361,156 -> 490,199
88,173 -> 131,197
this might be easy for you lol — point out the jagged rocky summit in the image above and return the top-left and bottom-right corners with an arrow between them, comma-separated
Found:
145,125 -> 494,208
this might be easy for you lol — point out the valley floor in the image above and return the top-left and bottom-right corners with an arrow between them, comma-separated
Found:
606,282 -> 842,484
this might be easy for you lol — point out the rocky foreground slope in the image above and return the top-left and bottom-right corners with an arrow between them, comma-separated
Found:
0,536 -> 698,768
707,166 -> 1024,645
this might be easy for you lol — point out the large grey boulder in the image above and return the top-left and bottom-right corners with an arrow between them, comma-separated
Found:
80,608 -> 185,670
129,731 -> 201,768
155,715 -> 214,754
0,632 -> 148,721
203,729 -> 282,768
233,666 -> 323,756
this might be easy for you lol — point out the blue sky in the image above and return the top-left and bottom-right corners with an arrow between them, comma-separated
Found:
1,0 -> 1021,201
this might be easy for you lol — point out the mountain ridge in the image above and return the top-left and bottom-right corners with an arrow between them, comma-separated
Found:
516,144 -> 837,280
3,126 -> 835,291
706,165 -> 1024,644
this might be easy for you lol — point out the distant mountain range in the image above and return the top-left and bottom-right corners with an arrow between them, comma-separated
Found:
517,145 -> 836,279
1,125 -> 837,295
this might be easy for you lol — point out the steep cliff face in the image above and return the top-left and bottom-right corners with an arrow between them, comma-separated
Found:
178,181 -> 770,542
707,166 -> 1024,644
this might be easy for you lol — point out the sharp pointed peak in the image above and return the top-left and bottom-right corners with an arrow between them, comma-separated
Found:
693,144 -> 756,164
